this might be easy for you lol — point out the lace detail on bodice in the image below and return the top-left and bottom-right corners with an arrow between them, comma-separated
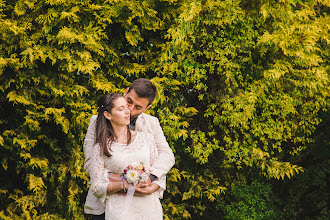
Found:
105,132 -> 152,174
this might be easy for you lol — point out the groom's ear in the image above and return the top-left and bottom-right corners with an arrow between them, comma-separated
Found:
144,105 -> 151,112
124,88 -> 129,96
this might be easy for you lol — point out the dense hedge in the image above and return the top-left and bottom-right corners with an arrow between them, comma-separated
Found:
0,0 -> 329,219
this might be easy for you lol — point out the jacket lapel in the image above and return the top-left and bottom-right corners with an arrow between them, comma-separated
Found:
135,113 -> 145,132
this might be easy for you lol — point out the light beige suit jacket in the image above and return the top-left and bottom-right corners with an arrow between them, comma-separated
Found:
83,113 -> 175,215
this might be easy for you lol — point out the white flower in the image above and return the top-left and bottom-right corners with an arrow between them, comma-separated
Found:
140,173 -> 149,183
126,169 -> 139,185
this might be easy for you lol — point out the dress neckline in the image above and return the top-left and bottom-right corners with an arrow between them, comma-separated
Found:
112,131 -> 139,146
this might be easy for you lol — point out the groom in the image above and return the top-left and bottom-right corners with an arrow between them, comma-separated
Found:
83,78 -> 175,219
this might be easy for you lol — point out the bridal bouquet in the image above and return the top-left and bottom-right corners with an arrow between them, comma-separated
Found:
122,162 -> 150,185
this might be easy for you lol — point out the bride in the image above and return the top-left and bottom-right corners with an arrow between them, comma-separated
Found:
89,93 -> 165,219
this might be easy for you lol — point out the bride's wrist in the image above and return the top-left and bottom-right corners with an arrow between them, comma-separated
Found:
122,180 -> 128,192
107,182 -> 113,194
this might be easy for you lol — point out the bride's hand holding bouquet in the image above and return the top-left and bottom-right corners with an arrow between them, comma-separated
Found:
122,162 -> 159,197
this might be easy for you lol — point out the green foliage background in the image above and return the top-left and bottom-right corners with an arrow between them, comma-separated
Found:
0,0 -> 329,219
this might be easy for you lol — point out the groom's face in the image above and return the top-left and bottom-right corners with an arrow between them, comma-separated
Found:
124,88 -> 151,121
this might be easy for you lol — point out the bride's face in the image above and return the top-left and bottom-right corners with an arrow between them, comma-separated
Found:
104,97 -> 130,126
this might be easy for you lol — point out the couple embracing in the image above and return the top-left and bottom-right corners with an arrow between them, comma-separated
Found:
83,79 -> 175,219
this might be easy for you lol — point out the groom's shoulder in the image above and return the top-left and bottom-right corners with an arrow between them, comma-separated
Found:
90,114 -> 98,121
140,113 -> 159,123
88,115 -> 98,124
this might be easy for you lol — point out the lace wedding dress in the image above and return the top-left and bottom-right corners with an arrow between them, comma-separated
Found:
90,132 -> 165,220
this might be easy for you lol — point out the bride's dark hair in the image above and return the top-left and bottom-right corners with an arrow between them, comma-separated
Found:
95,93 -> 131,157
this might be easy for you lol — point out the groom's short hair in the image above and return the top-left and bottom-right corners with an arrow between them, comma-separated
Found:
128,78 -> 157,105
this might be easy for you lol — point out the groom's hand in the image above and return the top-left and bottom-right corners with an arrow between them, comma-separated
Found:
134,182 -> 150,196
146,176 -> 151,186
134,183 -> 160,196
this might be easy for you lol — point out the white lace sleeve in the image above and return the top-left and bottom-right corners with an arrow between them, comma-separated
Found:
147,133 -> 166,199
89,143 -> 109,205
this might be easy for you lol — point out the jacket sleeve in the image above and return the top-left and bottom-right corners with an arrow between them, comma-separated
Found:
83,115 -> 97,176
150,117 -> 175,178
90,143 -> 109,205
147,133 -> 166,199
